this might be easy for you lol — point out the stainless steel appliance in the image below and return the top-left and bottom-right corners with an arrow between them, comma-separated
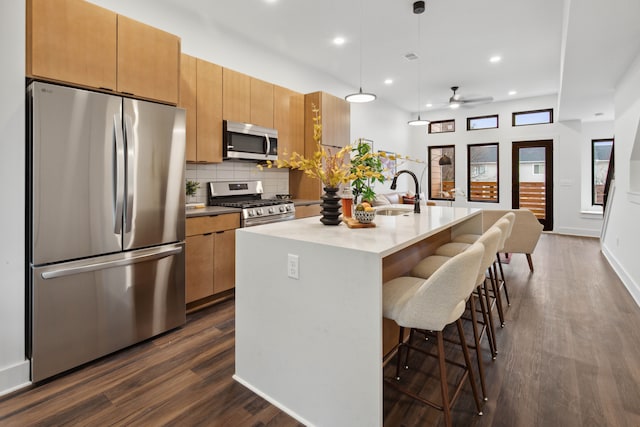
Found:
27,81 -> 186,382
223,120 -> 278,161
208,181 -> 295,227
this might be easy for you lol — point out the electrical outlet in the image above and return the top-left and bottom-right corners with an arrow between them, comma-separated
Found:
288,254 -> 299,279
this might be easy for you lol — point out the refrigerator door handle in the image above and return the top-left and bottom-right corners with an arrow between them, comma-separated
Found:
124,115 -> 135,233
40,245 -> 183,280
113,115 -> 125,234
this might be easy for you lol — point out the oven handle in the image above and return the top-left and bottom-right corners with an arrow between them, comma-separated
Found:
244,214 -> 296,227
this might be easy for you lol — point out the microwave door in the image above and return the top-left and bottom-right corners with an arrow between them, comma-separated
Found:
226,133 -> 268,161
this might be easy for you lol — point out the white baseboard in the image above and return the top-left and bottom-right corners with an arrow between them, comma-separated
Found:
553,227 -> 601,238
0,359 -> 31,397
601,242 -> 640,308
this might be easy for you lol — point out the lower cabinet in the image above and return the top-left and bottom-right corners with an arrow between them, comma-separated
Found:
295,204 -> 321,219
185,213 -> 239,306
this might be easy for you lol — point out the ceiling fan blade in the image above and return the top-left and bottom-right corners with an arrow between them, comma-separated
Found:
461,96 -> 493,104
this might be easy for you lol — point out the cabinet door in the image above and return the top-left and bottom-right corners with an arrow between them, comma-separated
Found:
179,54 -> 197,162
274,86 -> 304,157
213,229 -> 236,294
250,78 -> 274,128
186,234 -> 214,303
27,0 -> 117,90
117,15 -> 180,105
223,68 -> 251,123
197,59 -> 223,163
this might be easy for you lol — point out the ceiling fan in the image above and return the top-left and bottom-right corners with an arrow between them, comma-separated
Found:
448,86 -> 493,109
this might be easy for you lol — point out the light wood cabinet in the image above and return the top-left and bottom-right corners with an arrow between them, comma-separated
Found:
185,214 -> 240,306
179,54 -> 197,162
197,59 -> 223,163
274,85 -> 304,157
180,55 -> 223,163
294,204 -> 321,219
27,0 -> 117,90
117,15 -> 180,104
223,68 -> 251,123
27,0 -> 181,105
250,78 -> 274,128
289,91 -> 351,200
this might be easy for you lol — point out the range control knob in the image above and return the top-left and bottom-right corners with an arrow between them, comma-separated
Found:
268,207 -> 275,214
247,210 -> 255,217
279,206 -> 285,212
256,208 -> 264,216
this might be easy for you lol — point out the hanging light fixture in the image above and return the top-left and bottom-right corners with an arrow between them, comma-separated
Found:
345,0 -> 376,103
408,1 -> 429,126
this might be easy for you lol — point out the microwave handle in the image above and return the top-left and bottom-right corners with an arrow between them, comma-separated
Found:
265,134 -> 271,158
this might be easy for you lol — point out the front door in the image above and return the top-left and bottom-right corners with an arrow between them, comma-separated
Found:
512,140 -> 553,231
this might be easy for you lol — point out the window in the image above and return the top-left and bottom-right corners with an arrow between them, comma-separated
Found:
467,115 -> 498,130
592,139 -> 614,205
467,143 -> 499,203
533,164 -> 544,175
428,145 -> 455,200
512,109 -> 553,126
428,119 -> 455,134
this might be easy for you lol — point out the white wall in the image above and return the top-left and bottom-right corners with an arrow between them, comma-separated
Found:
0,0 -> 30,396
407,94 -> 609,237
601,51 -> 640,306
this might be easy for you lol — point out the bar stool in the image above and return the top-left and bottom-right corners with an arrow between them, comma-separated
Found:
411,226 -> 503,399
383,243 -> 485,427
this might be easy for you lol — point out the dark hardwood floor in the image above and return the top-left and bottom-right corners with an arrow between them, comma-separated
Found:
2,234 -> 640,426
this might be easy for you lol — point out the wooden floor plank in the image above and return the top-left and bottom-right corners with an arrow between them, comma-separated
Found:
1,234 -> 640,426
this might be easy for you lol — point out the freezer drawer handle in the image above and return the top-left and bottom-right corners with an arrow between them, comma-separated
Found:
41,246 -> 183,280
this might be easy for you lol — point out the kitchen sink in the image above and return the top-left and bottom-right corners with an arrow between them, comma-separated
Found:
375,205 -> 414,216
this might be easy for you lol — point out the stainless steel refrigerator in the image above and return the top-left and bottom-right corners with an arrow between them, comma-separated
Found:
27,81 -> 186,382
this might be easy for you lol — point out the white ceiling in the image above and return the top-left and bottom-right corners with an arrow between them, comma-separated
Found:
160,0 -> 640,122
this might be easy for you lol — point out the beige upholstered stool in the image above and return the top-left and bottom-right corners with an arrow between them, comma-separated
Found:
411,226 -> 503,399
383,243 -> 485,426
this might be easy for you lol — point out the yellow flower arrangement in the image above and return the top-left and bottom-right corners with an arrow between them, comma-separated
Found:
259,104 -> 385,189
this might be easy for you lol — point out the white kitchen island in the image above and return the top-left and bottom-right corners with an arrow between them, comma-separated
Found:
234,206 -> 482,427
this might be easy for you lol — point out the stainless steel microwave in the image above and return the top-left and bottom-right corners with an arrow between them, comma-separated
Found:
223,120 -> 278,161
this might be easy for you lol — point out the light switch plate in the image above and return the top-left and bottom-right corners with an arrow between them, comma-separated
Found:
288,254 -> 299,279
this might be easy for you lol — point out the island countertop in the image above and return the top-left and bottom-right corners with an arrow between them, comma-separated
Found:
238,206 -> 481,257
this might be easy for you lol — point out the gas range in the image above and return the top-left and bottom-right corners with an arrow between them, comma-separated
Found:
207,181 -> 295,227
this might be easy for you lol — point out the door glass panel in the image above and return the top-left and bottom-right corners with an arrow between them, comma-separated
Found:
518,147 -> 546,220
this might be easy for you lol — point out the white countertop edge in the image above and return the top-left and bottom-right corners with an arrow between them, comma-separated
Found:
238,207 -> 481,257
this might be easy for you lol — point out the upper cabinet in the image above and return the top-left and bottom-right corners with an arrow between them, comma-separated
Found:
250,78 -> 274,128
179,54 -> 223,163
274,85 -> 304,157
27,0 -> 117,91
117,15 -> 180,105
223,68 -> 251,123
304,91 -> 350,150
223,68 -> 275,128
26,0 -> 181,105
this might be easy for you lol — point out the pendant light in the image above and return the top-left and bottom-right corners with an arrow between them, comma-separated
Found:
408,1 -> 429,126
345,0 -> 376,103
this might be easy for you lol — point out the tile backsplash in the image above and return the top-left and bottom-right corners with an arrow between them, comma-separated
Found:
185,161 -> 290,203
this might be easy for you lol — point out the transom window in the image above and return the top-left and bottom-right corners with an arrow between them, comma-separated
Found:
512,109 -> 553,126
467,115 -> 498,130
429,119 -> 455,134
467,143 -> 499,203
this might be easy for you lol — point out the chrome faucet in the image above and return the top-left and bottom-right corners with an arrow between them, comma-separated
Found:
390,170 -> 420,213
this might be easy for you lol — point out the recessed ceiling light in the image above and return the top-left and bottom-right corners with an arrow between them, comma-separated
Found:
384,79 -> 393,85
425,103 -> 433,108
333,37 -> 345,46
489,55 -> 502,63
508,90 -> 517,96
